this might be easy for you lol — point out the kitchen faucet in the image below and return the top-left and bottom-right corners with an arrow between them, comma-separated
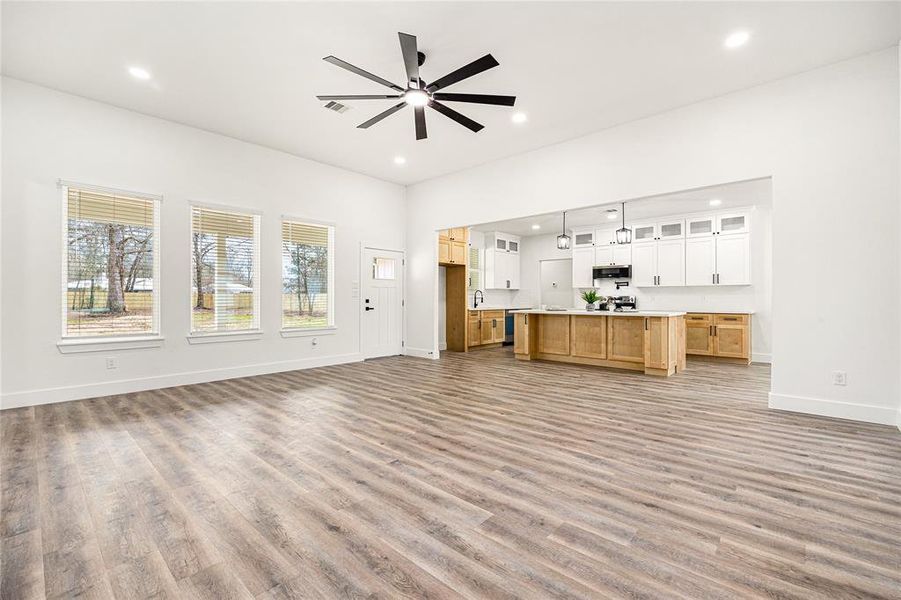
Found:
473,289 -> 484,308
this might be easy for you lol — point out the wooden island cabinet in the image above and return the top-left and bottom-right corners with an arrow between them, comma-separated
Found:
512,310 -> 687,376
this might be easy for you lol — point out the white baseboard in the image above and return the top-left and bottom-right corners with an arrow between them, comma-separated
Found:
404,346 -> 439,360
751,352 -> 772,364
0,352 -> 364,410
439,342 -> 447,351
768,392 -> 898,426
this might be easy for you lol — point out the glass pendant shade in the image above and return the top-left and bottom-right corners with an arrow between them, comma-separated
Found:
615,202 -> 632,244
557,211 -> 570,249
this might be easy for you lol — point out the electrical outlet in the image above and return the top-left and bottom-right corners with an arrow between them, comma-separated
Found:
105,357 -> 118,370
832,370 -> 847,386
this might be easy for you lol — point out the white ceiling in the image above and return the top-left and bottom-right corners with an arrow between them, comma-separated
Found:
472,178 -> 772,237
3,2 -> 899,185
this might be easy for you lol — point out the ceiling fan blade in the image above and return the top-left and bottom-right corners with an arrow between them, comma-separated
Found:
429,100 -> 483,133
357,102 -> 407,129
426,54 -> 499,92
414,106 -> 427,140
317,94 -> 403,101
398,32 -> 420,88
432,93 -> 516,106
323,56 -> 404,92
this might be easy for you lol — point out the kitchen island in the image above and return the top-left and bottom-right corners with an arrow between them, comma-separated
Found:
511,309 -> 687,376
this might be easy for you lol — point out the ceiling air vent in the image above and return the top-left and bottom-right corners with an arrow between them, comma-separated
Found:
323,101 -> 350,114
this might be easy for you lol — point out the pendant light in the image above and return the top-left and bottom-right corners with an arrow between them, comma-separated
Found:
615,202 -> 632,244
556,211 -> 571,250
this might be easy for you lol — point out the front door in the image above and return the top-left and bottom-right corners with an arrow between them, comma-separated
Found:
361,248 -> 404,358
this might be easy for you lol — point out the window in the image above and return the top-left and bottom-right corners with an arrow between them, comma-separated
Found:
62,184 -> 160,338
372,257 -> 396,280
190,206 -> 260,334
468,247 -> 482,290
281,219 -> 334,330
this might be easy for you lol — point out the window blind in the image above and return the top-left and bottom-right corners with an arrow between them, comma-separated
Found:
281,220 -> 334,329
64,187 -> 159,337
191,206 -> 260,333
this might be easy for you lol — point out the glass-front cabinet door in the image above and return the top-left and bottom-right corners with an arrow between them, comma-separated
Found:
716,212 -> 750,236
686,214 -> 716,238
657,219 -> 684,240
632,222 -> 657,243
572,228 -> 595,247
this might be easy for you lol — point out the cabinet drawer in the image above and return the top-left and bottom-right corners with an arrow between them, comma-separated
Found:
714,314 -> 748,325
479,310 -> 505,320
685,313 -> 712,324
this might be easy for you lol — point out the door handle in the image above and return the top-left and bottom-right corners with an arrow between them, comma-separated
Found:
644,318 -> 649,330
709,325 -> 713,336
712,273 -> 716,284
365,306 -> 375,311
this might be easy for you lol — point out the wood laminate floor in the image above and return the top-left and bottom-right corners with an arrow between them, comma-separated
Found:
2,348 -> 900,599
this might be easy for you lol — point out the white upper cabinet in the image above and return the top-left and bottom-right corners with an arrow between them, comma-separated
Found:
715,233 -> 750,285
595,245 -> 615,266
631,243 -> 657,287
655,239 -> 685,287
568,206 -> 752,288
572,247 -> 595,288
594,227 -> 617,246
485,232 -> 521,289
685,236 -> 717,285
716,212 -> 750,236
612,244 -> 632,266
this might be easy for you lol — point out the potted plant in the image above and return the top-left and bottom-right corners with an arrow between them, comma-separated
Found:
580,289 -> 600,311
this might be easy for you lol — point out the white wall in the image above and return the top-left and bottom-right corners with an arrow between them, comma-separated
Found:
406,49 -> 900,425
513,203 -> 773,363
0,78 -> 406,408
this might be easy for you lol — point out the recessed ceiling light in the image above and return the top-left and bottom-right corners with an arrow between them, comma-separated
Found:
607,212 -> 618,220
511,112 -> 528,124
393,156 -> 406,165
128,66 -> 152,80
709,198 -> 722,206
724,31 -> 750,49
531,224 -> 541,230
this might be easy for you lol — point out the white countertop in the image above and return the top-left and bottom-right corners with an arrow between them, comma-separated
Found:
468,306 -> 532,311
509,309 -> 686,317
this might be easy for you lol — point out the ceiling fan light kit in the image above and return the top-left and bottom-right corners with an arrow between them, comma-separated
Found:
317,32 -> 517,140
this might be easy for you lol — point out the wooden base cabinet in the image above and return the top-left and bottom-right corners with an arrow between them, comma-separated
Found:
685,313 -> 751,363
468,310 -> 505,349
685,313 -> 714,355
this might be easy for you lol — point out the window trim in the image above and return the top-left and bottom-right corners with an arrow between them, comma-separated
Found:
59,182 -> 162,342
280,216 -> 336,333
187,201 -> 262,338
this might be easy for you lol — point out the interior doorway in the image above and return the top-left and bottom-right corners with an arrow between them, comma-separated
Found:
539,259 -> 573,308
361,247 -> 404,358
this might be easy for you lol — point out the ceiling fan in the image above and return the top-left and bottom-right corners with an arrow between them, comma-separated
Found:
316,32 -> 516,140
